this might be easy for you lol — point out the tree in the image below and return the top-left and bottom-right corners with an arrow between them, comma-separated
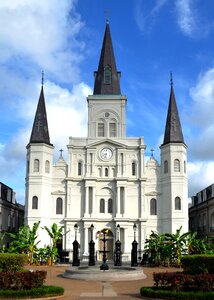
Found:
0,232 -> 6,253
186,232 -> 207,255
43,223 -> 66,266
8,221 -> 40,264
164,226 -> 189,266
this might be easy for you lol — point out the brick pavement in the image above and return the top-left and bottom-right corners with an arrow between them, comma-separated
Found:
29,264 -> 179,300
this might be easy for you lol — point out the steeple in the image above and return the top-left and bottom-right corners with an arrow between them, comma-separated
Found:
29,79 -> 51,145
162,76 -> 184,145
93,22 -> 121,95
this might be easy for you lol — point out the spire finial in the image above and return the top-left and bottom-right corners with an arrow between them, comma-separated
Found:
104,9 -> 111,24
170,72 -> 173,87
41,70 -> 44,87
59,149 -> 63,158
151,148 -> 154,157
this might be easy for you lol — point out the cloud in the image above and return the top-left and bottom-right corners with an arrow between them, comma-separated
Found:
175,0 -> 196,36
134,0 -> 168,33
0,0 -> 85,83
188,68 -> 214,160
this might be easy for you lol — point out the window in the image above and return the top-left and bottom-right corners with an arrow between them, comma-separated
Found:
184,161 -> 186,173
109,123 -> 116,137
56,197 -> 63,214
32,196 -> 38,209
100,199 -> 105,213
27,160 -> 30,173
150,198 -> 157,215
104,66 -> 111,84
132,162 -> 136,176
105,168 -> 108,177
78,162 -> 82,176
164,160 -> 168,173
33,159 -> 39,172
174,159 -> 180,172
211,212 -> 214,228
98,123 -> 104,137
45,160 -> 50,173
175,197 -> 181,210
108,198 -> 113,213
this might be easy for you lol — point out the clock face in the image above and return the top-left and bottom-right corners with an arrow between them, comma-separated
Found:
100,148 -> 113,160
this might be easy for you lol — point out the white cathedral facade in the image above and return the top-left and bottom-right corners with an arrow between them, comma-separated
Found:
25,23 -> 188,261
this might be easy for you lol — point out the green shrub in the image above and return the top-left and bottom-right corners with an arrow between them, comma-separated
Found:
153,272 -> 214,292
140,287 -> 214,300
0,285 -> 64,298
181,255 -> 214,274
0,270 -> 47,290
0,253 -> 27,272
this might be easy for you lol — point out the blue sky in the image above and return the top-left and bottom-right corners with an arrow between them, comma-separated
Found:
1,0 -> 214,204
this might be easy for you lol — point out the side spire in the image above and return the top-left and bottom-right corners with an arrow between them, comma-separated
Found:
93,22 -> 121,95
162,74 -> 184,145
29,73 -> 51,145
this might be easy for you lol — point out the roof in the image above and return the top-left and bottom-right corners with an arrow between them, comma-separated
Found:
162,84 -> 184,145
93,22 -> 121,95
29,86 -> 51,145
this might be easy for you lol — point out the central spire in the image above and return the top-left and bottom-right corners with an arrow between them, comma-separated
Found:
93,22 -> 121,95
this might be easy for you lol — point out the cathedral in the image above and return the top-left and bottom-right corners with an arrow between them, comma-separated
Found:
25,23 -> 188,261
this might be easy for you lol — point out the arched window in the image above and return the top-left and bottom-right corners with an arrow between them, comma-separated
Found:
109,123 -> 116,137
98,122 -> 104,137
132,162 -> 136,176
175,197 -> 181,210
104,65 -> 111,84
32,196 -> 38,209
45,160 -> 50,173
56,197 -> 63,214
150,198 -> 157,215
100,199 -> 105,213
33,159 -> 39,172
108,198 -> 113,213
211,212 -> 214,229
98,167 -> 102,177
105,168 -> 108,177
174,159 -> 180,172
164,160 -> 168,173
184,161 -> 186,173
78,162 -> 82,176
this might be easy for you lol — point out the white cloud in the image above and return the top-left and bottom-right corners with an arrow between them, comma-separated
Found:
175,0 -> 196,36
0,0 -> 84,82
134,0 -> 168,33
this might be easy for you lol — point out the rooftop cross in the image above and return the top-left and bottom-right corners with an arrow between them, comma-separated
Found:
59,149 -> 63,158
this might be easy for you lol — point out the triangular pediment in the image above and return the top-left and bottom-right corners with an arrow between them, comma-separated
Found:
86,138 -> 127,149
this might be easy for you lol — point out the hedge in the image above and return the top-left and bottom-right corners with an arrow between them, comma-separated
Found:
140,287 -> 214,300
0,253 -> 27,272
153,272 -> 214,292
0,285 -> 64,298
181,255 -> 214,274
0,270 -> 47,290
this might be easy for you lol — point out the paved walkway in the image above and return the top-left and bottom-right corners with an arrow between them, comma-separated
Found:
29,264 -> 179,300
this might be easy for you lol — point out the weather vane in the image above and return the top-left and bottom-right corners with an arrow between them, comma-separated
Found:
104,9 -> 111,23
170,72 -> 173,87
41,70 -> 44,86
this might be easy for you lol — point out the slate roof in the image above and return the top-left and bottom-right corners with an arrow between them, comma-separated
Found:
29,86 -> 51,145
93,22 -> 121,95
162,84 -> 184,145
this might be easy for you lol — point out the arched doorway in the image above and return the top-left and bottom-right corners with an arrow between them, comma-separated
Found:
97,229 -> 114,261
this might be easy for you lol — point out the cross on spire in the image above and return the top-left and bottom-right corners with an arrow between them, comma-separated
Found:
151,148 -> 154,157
41,70 -> 44,86
170,72 -> 173,87
59,149 -> 63,158
104,9 -> 111,24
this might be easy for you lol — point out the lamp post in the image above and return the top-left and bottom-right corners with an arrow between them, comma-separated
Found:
114,224 -> 122,266
72,223 -> 80,266
89,224 -> 95,266
131,223 -> 138,267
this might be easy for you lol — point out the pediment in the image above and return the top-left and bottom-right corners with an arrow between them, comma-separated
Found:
86,138 -> 127,149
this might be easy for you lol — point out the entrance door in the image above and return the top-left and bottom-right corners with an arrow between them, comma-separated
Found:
97,229 -> 114,261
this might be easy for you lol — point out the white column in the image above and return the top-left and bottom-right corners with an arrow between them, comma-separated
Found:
140,183 -> 145,218
84,186 -> 89,217
92,187 -> 96,217
123,186 -> 127,217
116,186 -> 121,217
83,227 -> 89,256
